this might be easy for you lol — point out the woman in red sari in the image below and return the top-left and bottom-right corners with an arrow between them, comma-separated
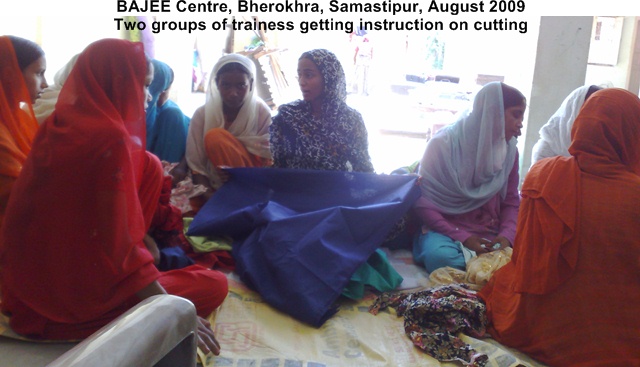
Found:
479,88 -> 640,366
0,38 -> 227,355
0,35 -> 47,228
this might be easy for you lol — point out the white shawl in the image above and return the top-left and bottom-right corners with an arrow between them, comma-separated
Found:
531,85 -> 591,164
186,53 -> 271,187
419,82 -> 518,215
33,54 -> 79,124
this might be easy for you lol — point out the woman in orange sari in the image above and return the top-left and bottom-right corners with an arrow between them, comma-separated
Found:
0,35 -> 47,227
479,88 -> 640,366
0,38 -> 226,355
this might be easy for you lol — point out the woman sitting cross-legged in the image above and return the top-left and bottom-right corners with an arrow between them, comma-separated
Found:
186,53 -> 272,212
0,38 -> 227,355
413,82 -> 526,273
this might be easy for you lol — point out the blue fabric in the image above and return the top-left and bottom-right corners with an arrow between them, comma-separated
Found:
413,231 -> 467,273
148,100 -> 190,162
157,246 -> 195,271
188,167 -> 421,327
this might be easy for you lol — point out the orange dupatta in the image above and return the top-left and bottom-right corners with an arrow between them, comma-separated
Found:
0,36 -> 39,226
480,89 -> 640,366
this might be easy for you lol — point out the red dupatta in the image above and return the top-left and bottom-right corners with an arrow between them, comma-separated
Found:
0,38 -> 158,330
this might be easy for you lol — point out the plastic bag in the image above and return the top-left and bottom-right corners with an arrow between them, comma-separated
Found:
428,266 -> 481,290
427,247 -> 513,290
465,247 -> 513,287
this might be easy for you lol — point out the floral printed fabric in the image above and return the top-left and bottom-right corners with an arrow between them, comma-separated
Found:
270,49 -> 374,172
369,285 -> 489,366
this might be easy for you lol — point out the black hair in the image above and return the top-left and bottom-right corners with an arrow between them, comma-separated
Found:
585,85 -> 603,102
215,62 -> 252,82
7,35 -> 44,72
501,82 -> 526,109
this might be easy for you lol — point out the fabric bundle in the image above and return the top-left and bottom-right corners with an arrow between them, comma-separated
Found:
188,167 -> 420,326
370,285 -> 488,367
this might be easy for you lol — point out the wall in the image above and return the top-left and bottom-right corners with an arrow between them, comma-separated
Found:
0,17 -> 120,83
585,16 -> 638,89
520,17 -> 593,181
3,16 -> 638,177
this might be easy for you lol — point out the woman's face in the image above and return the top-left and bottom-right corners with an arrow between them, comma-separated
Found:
216,70 -> 251,110
144,62 -> 154,110
504,100 -> 526,141
297,57 -> 324,104
22,56 -> 48,104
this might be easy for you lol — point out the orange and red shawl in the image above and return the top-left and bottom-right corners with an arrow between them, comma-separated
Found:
0,36 -> 39,227
479,88 -> 640,366
0,39 -> 159,336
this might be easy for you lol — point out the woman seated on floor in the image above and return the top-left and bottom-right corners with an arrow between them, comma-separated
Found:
186,48 -> 420,327
0,35 -> 47,228
146,59 -> 190,165
0,38 -> 226,355
413,82 -> 525,273
27,51 -> 193,272
479,88 -> 640,366
270,48 -> 374,173
186,53 -> 272,211
530,84 -> 603,164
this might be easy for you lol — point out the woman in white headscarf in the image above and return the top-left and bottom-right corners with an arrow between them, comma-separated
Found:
413,82 -> 526,273
530,84 -> 602,165
185,53 -> 272,210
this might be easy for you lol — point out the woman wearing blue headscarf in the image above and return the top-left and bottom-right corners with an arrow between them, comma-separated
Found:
146,59 -> 190,163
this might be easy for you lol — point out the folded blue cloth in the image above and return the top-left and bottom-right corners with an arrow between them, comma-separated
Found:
188,168 -> 420,327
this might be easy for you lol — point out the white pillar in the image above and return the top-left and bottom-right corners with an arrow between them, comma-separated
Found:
520,16 -> 593,183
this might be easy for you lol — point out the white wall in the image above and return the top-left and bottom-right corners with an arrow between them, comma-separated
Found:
586,16 -> 637,89
0,17 -> 120,84
520,17 -> 593,180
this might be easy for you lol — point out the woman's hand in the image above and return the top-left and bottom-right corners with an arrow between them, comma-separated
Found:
192,172 -> 215,201
492,236 -> 512,250
196,316 -> 221,356
170,166 -> 188,187
169,157 -> 189,187
215,166 -> 230,184
463,235 -> 494,254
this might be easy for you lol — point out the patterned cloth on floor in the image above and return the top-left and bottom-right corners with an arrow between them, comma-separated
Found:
369,285 -> 488,367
